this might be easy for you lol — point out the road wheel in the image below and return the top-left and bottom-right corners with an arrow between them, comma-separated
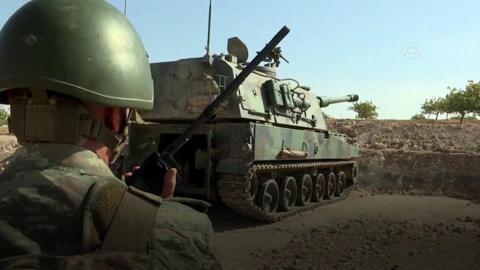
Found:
279,177 -> 297,211
312,173 -> 326,202
325,172 -> 336,199
336,171 -> 346,197
351,163 -> 359,184
256,179 -> 279,214
297,174 -> 313,206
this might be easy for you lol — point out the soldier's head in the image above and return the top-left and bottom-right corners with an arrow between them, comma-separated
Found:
0,0 -> 154,163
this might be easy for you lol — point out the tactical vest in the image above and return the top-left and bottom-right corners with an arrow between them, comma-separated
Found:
0,181 -> 161,270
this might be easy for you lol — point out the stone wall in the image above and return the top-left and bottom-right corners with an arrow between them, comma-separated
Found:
360,149 -> 480,202
329,119 -> 480,202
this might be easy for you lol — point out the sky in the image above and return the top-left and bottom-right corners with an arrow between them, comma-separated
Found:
1,0 -> 480,119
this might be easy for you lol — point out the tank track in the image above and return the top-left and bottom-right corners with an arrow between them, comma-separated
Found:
218,160 -> 355,222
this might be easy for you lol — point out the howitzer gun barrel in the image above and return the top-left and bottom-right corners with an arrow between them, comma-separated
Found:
318,94 -> 359,107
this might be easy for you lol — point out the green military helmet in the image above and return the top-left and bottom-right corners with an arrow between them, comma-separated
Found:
0,0 -> 154,110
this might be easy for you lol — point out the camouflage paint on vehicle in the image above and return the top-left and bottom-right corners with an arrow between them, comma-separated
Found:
140,56 -> 330,131
128,122 -> 358,177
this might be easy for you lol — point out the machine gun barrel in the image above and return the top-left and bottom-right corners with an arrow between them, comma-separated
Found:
318,94 -> 359,108
128,26 -> 291,194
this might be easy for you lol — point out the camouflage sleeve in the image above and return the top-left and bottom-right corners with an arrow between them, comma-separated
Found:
147,200 -> 221,270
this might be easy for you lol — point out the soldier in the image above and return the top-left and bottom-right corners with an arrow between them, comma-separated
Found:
0,0 -> 220,269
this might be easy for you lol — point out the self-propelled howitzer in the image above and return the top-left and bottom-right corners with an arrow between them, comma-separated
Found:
125,34 -> 360,222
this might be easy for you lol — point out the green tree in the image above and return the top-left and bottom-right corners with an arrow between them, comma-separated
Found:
465,81 -> 480,114
421,98 -> 444,120
450,115 -> 477,121
0,107 -> 8,126
349,101 -> 378,119
420,98 -> 434,119
418,81 -> 480,123
438,97 -> 453,120
445,88 -> 474,124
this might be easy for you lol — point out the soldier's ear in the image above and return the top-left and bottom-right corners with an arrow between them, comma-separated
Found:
4,89 -> 25,104
104,107 -> 127,133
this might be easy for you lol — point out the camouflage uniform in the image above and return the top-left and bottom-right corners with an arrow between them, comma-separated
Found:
0,144 -> 220,269
0,0 -> 221,268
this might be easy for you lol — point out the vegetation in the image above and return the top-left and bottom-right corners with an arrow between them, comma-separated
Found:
416,81 -> 480,124
0,107 -> 8,126
421,97 -> 446,120
411,113 -> 426,120
349,101 -> 378,119
450,115 -> 478,121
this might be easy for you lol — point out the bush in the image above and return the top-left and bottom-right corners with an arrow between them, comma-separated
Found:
411,114 -> 426,120
450,115 -> 477,120
349,101 -> 378,119
0,107 -> 8,126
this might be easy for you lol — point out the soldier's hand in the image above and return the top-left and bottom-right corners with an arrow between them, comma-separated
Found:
123,166 -> 177,199
161,168 -> 176,199
123,166 -> 141,179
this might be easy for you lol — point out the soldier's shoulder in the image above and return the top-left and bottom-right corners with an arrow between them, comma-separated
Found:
1,144 -> 115,180
149,199 -> 219,269
156,199 -> 212,231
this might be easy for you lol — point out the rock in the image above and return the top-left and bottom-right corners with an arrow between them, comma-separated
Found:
451,226 -> 463,233
330,228 -> 340,234
362,244 -> 372,251
373,142 -> 387,149
345,253 -> 356,260
355,219 -> 365,225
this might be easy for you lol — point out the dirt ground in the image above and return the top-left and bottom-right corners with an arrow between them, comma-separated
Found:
212,192 -> 480,270
0,121 -> 479,270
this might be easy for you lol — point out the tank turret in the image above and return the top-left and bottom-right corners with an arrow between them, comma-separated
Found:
317,94 -> 359,107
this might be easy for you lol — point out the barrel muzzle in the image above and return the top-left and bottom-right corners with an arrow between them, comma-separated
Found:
317,94 -> 359,107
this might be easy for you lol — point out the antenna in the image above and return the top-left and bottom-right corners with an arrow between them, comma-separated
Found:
205,0 -> 212,55
124,0 -> 127,16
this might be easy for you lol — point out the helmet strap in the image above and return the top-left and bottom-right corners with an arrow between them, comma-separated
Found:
108,109 -> 132,166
